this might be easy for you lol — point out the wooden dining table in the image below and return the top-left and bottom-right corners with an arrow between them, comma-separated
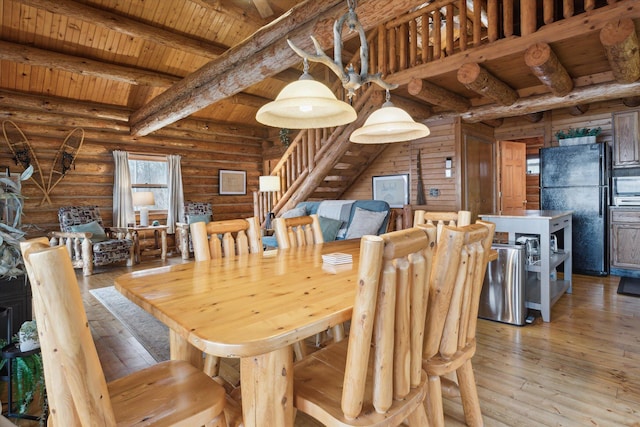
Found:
114,239 -> 361,427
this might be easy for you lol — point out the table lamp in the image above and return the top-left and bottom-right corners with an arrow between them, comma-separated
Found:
132,191 -> 155,227
259,176 -> 280,230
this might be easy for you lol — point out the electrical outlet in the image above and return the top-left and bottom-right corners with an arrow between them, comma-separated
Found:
445,169 -> 452,178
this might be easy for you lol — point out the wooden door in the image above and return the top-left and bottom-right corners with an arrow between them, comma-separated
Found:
500,140 -> 527,212
462,133 -> 496,220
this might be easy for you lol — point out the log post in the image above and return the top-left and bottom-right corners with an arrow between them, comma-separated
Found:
524,43 -> 574,97
457,63 -> 518,106
408,78 -> 471,113
600,18 -> 640,83
521,0 -> 537,36
503,0 -> 513,37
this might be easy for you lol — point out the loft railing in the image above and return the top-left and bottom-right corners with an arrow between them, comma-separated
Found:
254,0 -> 613,225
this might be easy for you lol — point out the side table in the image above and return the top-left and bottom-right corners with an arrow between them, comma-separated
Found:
131,225 -> 168,263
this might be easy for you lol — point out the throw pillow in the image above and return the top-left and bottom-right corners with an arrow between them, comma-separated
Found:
281,206 -> 307,218
345,207 -> 388,239
318,216 -> 343,242
187,214 -> 212,224
70,220 -> 108,242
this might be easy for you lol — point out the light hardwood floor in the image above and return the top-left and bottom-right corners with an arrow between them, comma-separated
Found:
16,255 -> 640,426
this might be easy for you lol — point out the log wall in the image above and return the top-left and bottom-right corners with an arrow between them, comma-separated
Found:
344,99 -> 629,217
0,92 -> 265,249
343,118 -> 459,211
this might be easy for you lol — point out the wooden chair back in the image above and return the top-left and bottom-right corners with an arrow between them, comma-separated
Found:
21,238 -> 228,427
273,214 -> 323,249
21,238 -> 115,425
421,220 -> 495,427
344,226 -> 437,419
413,210 -> 472,241
190,216 -> 262,261
294,226 -> 438,425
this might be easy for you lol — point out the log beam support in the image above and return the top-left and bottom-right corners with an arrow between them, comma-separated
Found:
457,63 -> 518,106
600,18 -> 640,83
524,43 -> 573,97
407,78 -> 471,113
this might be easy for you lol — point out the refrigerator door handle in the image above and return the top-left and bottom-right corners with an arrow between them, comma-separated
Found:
599,187 -> 604,217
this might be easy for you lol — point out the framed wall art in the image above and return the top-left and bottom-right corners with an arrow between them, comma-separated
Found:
372,174 -> 409,208
219,169 -> 246,195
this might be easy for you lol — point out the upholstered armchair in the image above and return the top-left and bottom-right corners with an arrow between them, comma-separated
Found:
49,206 -> 134,276
175,201 -> 213,259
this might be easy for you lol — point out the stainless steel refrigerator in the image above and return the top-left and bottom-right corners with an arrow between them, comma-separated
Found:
540,142 -> 610,276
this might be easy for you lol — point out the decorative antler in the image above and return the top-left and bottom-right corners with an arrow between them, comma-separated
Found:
286,0 -> 397,100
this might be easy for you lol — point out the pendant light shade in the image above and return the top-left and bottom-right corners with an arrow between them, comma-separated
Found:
350,100 -> 430,144
256,74 -> 356,129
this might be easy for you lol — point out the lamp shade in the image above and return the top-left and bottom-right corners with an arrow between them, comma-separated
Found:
259,176 -> 281,192
132,191 -> 155,207
350,104 -> 430,144
256,79 -> 357,129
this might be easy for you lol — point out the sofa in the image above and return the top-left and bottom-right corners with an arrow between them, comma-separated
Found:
263,200 -> 391,248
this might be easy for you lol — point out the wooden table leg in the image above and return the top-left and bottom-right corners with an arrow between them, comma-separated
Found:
169,330 -> 203,369
160,229 -> 167,260
240,346 -> 294,427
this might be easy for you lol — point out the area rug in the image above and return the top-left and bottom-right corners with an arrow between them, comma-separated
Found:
617,276 -> 640,298
90,286 -> 169,362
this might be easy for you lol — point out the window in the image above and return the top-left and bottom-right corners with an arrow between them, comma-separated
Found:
128,154 -> 168,210
526,155 -> 540,175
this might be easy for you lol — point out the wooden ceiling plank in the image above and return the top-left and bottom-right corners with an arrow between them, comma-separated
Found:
129,0 -> 430,136
17,0 -> 227,58
252,0 -> 274,19
191,0 -> 266,27
0,40 -> 180,87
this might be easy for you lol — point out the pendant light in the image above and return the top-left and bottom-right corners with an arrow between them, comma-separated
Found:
256,59 -> 356,129
350,91 -> 430,143
258,0 -> 430,143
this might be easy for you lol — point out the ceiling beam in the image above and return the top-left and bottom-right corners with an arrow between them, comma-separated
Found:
524,43 -> 573,97
129,0 -> 430,136
456,80 -> 640,123
18,0 -> 227,58
600,18 -> 640,83
407,78 -> 471,112
0,40 -> 180,87
457,63 -> 518,106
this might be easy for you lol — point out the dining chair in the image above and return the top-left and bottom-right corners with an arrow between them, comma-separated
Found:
190,216 -> 263,261
19,238 -> 228,427
422,220 -> 495,427
190,216 -> 262,379
293,225 -> 438,426
272,214 -> 323,249
272,213 -> 344,358
413,209 -> 472,241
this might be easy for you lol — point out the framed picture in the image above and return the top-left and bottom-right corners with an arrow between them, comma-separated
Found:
219,169 -> 246,195
372,174 -> 409,208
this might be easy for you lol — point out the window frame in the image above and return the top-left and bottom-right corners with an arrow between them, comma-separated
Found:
128,153 -> 169,213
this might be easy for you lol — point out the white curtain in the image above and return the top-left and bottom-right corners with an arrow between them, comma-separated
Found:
167,154 -> 184,234
112,150 -> 135,228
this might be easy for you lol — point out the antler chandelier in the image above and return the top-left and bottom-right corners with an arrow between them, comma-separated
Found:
256,0 -> 429,143
287,0 -> 397,100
